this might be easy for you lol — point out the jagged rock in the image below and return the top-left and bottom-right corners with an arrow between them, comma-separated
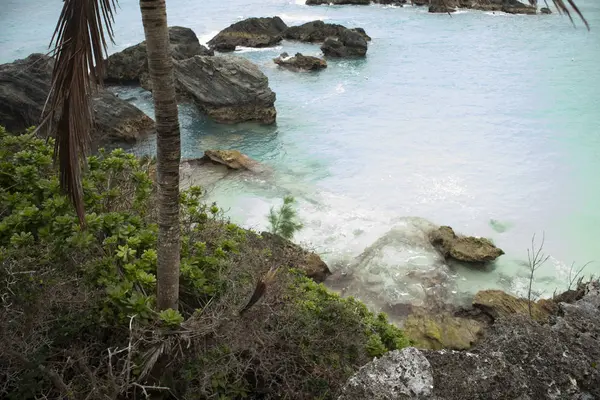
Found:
105,26 -> 212,85
429,226 -> 504,263
200,149 -> 261,171
307,0 -> 370,5
338,347 -> 434,400
260,231 -> 331,282
273,53 -> 327,71
403,312 -> 485,350
473,289 -> 550,322
284,20 -> 371,43
0,53 -> 154,147
208,17 -> 288,52
321,30 -> 369,57
540,6 -> 552,13
173,55 -> 276,124
471,0 -> 537,14
429,4 -> 457,12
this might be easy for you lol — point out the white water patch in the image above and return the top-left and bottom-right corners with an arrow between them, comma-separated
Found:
198,30 -> 219,46
453,9 -> 470,14
484,11 -> 509,16
235,45 -> 283,53
293,0 -> 307,5
280,13 -> 330,23
335,83 -> 346,93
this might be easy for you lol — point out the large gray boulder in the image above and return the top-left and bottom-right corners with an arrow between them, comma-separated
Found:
284,20 -> 371,43
321,29 -> 369,57
173,55 -> 276,124
338,347 -> 434,399
208,17 -> 288,52
0,54 -> 154,148
105,26 -> 213,85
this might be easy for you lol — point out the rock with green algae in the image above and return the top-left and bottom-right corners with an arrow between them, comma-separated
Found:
429,226 -> 504,264
201,149 -> 261,171
473,289 -> 550,322
403,313 -> 485,350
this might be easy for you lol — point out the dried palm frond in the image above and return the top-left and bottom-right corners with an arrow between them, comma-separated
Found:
40,0 -> 118,224
239,267 -> 280,316
532,0 -> 589,29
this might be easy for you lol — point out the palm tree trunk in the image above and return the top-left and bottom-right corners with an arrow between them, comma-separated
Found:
139,0 -> 181,311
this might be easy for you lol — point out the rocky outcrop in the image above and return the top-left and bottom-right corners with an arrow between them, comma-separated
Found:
260,231 -> 331,282
429,226 -> 504,263
338,347 -> 434,400
473,289 -> 550,322
429,4 -> 456,12
105,26 -> 212,86
283,20 -> 371,43
273,52 -> 327,71
173,55 -> 276,124
471,0 -> 537,14
307,0 -> 370,5
340,281 -> 600,400
200,149 -> 261,171
321,30 -> 369,57
208,17 -> 288,52
403,313 -> 485,350
0,53 -> 154,147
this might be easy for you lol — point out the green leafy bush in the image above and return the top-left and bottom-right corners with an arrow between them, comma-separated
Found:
0,127 -> 408,400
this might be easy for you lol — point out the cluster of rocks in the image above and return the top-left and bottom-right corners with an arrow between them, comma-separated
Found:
307,0 -> 547,15
207,17 -> 371,63
339,280 -> 600,399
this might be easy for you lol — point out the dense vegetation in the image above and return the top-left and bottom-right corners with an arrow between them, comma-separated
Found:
0,127 -> 409,400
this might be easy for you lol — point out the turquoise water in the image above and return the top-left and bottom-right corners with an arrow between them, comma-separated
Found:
2,1 -> 599,312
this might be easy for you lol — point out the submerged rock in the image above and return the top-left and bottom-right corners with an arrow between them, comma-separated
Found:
105,26 -> 213,85
429,226 -> 504,264
273,52 -> 327,71
200,149 -> 262,171
284,20 -> 371,43
208,17 -> 288,52
173,55 -> 276,124
338,347 -> 434,400
0,53 -> 154,148
321,30 -> 369,57
540,6 -> 552,14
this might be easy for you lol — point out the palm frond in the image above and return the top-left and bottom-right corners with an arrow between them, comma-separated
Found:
41,0 -> 118,224
551,0 -> 590,30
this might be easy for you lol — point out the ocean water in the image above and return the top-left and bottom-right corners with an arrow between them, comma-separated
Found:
2,0 -> 599,314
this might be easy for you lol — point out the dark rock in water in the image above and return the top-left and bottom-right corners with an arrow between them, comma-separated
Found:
307,0 -> 370,4
92,91 -> 155,145
173,55 -> 276,124
340,281 -> 600,400
429,4 -> 457,12
471,0 -> 537,14
540,6 -> 552,13
0,53 -> 154,148
200,149 -> 261,171
411,0 -> 429,5
284,20 -> 371,43
321,30 -> 369,57
208,17 -> 288,52
372,0 -> 406,5
273,53 -> 327,71
429,226 -> 504,263
105,26 -> 212,86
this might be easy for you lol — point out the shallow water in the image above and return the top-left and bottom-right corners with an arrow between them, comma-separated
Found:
2,0 -> 600,313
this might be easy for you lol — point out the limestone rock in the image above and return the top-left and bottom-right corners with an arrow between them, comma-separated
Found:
403,312 -> 485,350
173,55 -> 276,124
273,52 -> 327,71
200,149 -> 261,171
208,17 -> 288,52
338,347 -> 434,400
105,26 -> 212,85
321,30 -> 369,58
429,226 -> 504,263
284,20 -> 371,43
473,289 -> 550,322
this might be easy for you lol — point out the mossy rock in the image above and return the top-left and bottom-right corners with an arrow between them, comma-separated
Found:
429,226 -> 504,264
473,290 -> 550,322
403,313 -> 485,350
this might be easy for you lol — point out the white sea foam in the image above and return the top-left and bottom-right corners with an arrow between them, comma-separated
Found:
280,13 -> 329,23
198,30 -> 219,46
235,45 -> 283,53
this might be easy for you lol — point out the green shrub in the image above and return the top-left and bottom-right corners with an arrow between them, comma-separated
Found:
267,195 -> 303,240
0,127 -> 408,400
